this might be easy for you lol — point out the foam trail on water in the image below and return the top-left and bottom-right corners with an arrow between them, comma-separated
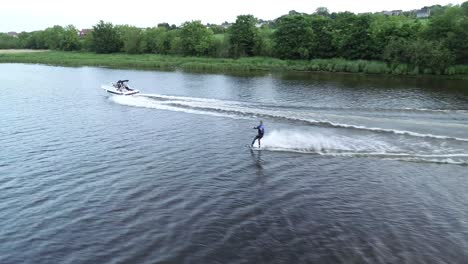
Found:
140,93 -> 468,114
259,130 -> 468,165
261,130 -> 400,153
112,93 -> 468,142
109,95 -> 248,120
110,95 -> 468,165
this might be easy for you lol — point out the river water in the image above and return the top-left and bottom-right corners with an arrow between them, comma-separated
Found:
1,63 -> 468,263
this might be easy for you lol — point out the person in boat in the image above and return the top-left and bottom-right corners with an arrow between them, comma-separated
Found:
115,80 -> 123,91
251,120 -> 265,147
116,80 -> 130,91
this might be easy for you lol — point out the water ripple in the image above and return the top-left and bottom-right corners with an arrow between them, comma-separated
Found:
1,64 -> 468,264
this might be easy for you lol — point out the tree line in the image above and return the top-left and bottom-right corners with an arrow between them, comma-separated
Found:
1,2 -> 467,73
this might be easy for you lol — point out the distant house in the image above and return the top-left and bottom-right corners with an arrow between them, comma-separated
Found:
288,10 -> 300,16
79,29 -> 92,38
416,8 -> 431,18
256,19 -> 272,28
381,10 -> 402,16
7,32 -> 18,38
221,22 -> 232,29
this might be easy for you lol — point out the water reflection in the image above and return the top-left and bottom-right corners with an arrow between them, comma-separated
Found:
250,148 -> 264,175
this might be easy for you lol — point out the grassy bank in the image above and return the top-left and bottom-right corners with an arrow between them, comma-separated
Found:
1,51 -> 468,78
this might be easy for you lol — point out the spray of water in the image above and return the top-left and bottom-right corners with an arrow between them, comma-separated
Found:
108,94 -> 468,165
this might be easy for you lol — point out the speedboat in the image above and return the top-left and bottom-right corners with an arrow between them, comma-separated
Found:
102,80 -> 140,95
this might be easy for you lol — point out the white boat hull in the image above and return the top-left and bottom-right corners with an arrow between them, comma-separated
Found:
102,84 -> 140,96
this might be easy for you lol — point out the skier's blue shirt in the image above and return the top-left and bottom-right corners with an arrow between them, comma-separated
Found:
257,125 -> 265,136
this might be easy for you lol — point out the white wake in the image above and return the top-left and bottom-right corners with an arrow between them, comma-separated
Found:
259,130 -> 468,165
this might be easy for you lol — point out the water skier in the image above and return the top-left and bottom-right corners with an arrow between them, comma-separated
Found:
251,120 -> 265,148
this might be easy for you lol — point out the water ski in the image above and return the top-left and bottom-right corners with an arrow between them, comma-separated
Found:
246,144 -> 262,150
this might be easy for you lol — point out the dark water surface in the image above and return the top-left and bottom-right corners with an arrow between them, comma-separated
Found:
1,64 -> 468,263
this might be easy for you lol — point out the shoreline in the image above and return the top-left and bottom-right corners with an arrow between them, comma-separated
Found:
1,50 -> 467,80
0,49 -> 49,54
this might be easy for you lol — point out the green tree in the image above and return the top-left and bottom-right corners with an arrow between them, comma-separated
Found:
157,23 -> 171,30
144,27 -> 170,54
43,25 -> 65,50
212,34 -> 230,57
425,6 -> 468,63
27,31 -> 48,49
383,37 -> 412,64
118,25 -> 145,54
0,33 -> 20,49
209,25 -> 226,34
384,38 -> 454,73
166,29 -> 182,55
332,13 -> 374,59
59,25 -> 80,51
370,15 -> 421,59
309,15 -> 335,58
17,32 -> 31,48
462,1 -> 468,14
429,5 -> 449,17
315,7 -> 330,17
273,14 -> 314,59
179,21 -> 214,56
254,27 -> 274,57
408,40 -> 454,73
91,20 -> 122,53
80,31 -> 94,51
229,15 -> 259,57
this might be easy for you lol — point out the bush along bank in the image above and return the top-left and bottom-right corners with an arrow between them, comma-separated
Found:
1,51 -> 468,78
2,2 -> 468,76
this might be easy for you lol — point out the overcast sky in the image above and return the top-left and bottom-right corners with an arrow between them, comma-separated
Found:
1,0 -> 465,32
